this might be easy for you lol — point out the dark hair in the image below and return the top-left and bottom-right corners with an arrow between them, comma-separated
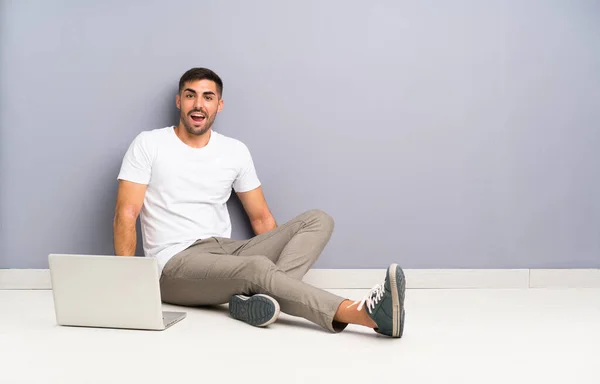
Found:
178,67 -> 223,97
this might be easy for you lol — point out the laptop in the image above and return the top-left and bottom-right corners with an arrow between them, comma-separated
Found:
48,254 -> 186,331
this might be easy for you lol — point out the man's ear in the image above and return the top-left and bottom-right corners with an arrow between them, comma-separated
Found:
217,98 -> 224,113
175,93 -> 181,110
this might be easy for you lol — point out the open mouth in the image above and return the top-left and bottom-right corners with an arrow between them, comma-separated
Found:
190,113 -> 206,123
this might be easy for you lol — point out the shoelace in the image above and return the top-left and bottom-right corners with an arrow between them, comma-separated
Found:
346,283 -> 385,313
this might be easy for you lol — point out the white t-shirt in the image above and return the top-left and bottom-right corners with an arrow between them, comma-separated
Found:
117,126 -> 261,272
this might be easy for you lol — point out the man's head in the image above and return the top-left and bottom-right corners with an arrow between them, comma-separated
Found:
176,68 -> 224,137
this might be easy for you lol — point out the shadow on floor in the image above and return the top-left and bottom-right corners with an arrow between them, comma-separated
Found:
182,303 -> 385,338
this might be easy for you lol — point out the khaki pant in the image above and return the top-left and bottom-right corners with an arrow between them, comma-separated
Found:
159,209 -> 348,332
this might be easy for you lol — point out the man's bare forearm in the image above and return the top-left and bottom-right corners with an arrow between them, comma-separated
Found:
251,215 -> 277,235
113,214 -> 137,256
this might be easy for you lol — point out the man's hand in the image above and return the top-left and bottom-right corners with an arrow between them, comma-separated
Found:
236,186 -> 277,235
113,180 -> 147,255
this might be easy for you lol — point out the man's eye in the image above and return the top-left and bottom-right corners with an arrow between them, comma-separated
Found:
205,96 -> 213,101
186,94 -> 194,99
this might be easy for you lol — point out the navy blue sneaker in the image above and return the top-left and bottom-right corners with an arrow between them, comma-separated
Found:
348,264 -> 406,338
229,294 -> 280,327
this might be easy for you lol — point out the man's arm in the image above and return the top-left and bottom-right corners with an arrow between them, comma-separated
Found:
113,180 -> 148,256
236,186 -> 277,235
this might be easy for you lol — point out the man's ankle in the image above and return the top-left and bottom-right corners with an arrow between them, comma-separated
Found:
334,299 -> 377,328
361,308 -> 378,328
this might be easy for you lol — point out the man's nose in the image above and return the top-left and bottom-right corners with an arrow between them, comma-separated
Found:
194,98 -> 204,110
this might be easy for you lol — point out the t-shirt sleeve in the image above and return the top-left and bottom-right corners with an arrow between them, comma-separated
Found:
117,132 -> 153,184
233,143 -> 261,193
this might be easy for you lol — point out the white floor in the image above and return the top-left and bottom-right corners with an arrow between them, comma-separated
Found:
1,288 -> 599,384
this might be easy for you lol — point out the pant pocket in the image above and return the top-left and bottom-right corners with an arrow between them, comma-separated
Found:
213,237 -> 243,254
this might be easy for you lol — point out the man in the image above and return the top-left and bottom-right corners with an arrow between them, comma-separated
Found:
113,67 -> 406,337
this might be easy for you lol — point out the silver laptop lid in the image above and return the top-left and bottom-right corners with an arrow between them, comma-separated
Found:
48,254 -> 165,330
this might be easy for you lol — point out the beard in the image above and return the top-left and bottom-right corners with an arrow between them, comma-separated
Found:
181,109 -> 217,136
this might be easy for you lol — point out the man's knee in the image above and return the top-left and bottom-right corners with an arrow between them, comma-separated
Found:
305,209 -> 335,233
